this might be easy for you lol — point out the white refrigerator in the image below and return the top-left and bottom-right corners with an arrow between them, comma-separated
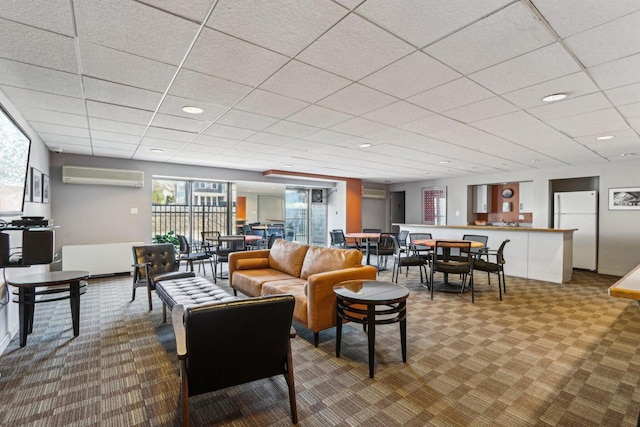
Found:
553,191 -> 597,270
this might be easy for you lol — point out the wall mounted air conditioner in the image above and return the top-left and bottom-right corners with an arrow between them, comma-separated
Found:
362,188 -> 387,199
62,166 -> 144,187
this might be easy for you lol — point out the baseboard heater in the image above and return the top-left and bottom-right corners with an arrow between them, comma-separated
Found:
62,242 -> 144,276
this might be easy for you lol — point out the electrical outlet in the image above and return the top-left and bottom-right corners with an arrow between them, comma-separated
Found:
130,207 -> 138,214
455,210 -> 460,216
518,214 -> 524,220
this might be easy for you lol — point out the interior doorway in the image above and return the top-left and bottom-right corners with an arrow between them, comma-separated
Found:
390,191 -> 406,228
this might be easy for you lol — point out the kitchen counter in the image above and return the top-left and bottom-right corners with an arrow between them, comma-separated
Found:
395,224 -> 575,283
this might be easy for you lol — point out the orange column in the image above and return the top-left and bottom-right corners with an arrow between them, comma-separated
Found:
345,179 -> 362,233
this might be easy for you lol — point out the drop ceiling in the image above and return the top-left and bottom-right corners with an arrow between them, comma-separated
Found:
1,0 -> 639,183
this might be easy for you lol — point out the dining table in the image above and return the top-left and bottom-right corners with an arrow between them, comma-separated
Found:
344,232 -> 381,265
411,239 -> 485,292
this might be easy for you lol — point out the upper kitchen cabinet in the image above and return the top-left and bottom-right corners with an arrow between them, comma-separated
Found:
472,184 -> 492,213
519,181 -> 533,213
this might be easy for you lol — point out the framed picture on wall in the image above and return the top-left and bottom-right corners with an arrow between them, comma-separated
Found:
42,174 -> 50,204
421,186 -> 447,225
31,167 -> 42,203
609,187 -> 640,210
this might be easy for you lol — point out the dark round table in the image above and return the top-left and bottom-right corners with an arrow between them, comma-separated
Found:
333,280 -> 409,378
7,270 -> 90,347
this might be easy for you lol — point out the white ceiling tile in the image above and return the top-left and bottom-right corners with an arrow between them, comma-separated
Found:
362,101 -> 433,126
297,14 -> 414,81
547,108 -> 630,138
443,97 -> 519,123
361,51 -> 460,99
527,93 -> 613,121
0,18 -> 77,73
303,130 -> 353,145
317,84 -> 396,116
355,0 -> 512,47
158,95 -> 229,122
605,82 -> 640,107
564,11 -> 640,67
146,127 -> 196,143
0,58 -> 83,97
80,41 -> 177,92
189,134 -> 239,150
574,129 -> 640,148
263,121 -> 320,138
86,101 -> 154,125
88,118 -> 147,136
259,60 -> 351,103
234,90 -> 309,119
619,103 -> 640,119
207,0 -> 346,57
287,105 -> 353,128
399,114 -> 460,136
407,78 -> 494,112
184,27 -> 289,87
30,122 -> 90,138
41,142 -> 92,155
502,72 -> 599,109
589,53 -> 640,91
92,146 -> 136,158
75,0 -> 198,65
328,117 -> 390,137
532,0 -> 640,38
425,2 -> 554,74
91,134 -> 139,146
216,109 -> 280,131
136,0 -> 214,23
151,113 -> 210,133
472,111 -> 540,133
0,0 -> 75,36
247,133 -> 317,151
38,134 -> 91,146
139,137 -> 186,149
201,123 -> 256,140
469,43 -> 582,94
1,87 -> 85,115
169,68 -> 253,107
20,107 -> 87,128
83,77 -> 163,111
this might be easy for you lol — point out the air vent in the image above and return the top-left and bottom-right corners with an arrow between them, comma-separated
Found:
62,166 -> 144,187
362,188 -> 387,199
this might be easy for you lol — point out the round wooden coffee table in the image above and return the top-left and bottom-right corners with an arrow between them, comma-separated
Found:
333,280 -> 409,378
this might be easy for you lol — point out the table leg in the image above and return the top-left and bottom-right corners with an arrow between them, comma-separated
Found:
336,299 -> 342,358
18,288 -> 28,347
69,280 -> 81,337
367,304 -> 375,379
400,302 -> 407,363
365,239 -> 371,265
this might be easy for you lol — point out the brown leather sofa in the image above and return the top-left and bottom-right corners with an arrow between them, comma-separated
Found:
229,240 -> 377,346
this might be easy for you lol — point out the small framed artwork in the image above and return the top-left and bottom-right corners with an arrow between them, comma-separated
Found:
31,167 -> 42,203
42,174 -> 50,204
609,187 -> 640,210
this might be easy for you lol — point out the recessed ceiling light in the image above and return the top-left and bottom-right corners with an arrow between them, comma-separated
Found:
150,148 -> 164,153
182,106 -> 203,114
439,160 -> 450,164
359,143 -> 372,148
596,135 -> 614,141
542,93 -> 567,102
284,164 -> 293,168
531,159 -> 539,163
619,153 -> 636,157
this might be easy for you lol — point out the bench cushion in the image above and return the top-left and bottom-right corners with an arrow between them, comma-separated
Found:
156,276 -> 238,309
232,268 -> 295,297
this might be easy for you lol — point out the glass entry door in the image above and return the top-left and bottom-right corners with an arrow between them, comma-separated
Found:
284,188 -> 327,246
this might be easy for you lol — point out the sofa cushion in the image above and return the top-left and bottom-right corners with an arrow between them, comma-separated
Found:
235,258 -> 269,270
232,268 -> 295,297
268,240 -> 309,278
300,246 -> 363,280
261,279 -> 308,326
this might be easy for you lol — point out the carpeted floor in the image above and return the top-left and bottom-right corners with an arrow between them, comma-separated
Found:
1,266 -> 640,426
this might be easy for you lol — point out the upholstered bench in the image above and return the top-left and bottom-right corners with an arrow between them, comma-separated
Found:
155,275 -> 239,322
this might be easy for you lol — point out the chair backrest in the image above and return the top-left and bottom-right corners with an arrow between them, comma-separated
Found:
176,234 -> 191,255
201,230 -> 220,242
433,241 -> 472,270
182,295 -> 295,394
219,235 -> 246,253
462,234 -> 488,253
242,224 -> 252,234
496,239 -> 510,264
330,230 -> 346,247
398,230 -> 409,246
391,235 -> 403,258
267,233 -> 283,249
363,228 -> 382,233
132,243 -> 178,279
409,233 -> 432,252
377,233 -> 396,252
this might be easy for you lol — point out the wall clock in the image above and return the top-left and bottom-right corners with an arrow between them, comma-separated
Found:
501,188 -> 514,199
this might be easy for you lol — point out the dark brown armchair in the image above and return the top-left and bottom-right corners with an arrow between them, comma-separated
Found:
172,295 -> 297,426
131,243 -> 195,311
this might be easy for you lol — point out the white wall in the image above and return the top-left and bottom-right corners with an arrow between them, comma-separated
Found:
326,181 -> 347,238
390,160 -> 640,276
0,90 -> 51,355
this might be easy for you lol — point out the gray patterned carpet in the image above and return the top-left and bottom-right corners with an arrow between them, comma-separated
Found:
1,266 -> 640,426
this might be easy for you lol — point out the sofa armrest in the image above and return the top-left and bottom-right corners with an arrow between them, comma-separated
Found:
305,265 -> 377,332
228,249 -> 270,286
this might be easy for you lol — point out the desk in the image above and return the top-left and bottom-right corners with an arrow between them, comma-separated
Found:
344,233 -> 380,265
7,270 -> 90,347
334,280 -> 408,378
609,263 -> 640,300
413,239 -> 484,292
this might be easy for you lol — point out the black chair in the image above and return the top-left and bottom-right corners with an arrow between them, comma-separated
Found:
200,231 -> 220,256
368,232 -> 396,272
247,230 -> 267,249
472,239 -> 510,301
131,243 -> 195,310
330,229 -> 359,250
453,234 -> 488,259
409,232 -> 432,258
177,235 -> 215,278
172,295 -> 297,426
216,236 -> 247,279
430,241 -> 474,301
267,233 -> 283,249
397,230 -> 409,252
390,235 -> 428,284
